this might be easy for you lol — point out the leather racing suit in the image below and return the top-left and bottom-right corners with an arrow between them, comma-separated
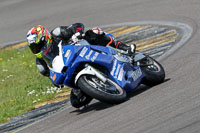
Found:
36,23 -> 135,77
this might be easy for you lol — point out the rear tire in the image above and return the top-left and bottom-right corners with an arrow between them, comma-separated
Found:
140,57 -> 165,86
77,75 -> 127,104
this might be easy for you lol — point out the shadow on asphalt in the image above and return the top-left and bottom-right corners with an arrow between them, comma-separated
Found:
70,102 -> 114,114
70,78 -> 170,114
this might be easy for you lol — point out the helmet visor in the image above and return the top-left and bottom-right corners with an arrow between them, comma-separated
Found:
29,41 -> 45,54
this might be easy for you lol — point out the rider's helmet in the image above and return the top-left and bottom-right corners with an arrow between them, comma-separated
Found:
26,25 -> 52,58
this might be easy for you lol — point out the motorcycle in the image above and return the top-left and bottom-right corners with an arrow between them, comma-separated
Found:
48,39 -> 165,108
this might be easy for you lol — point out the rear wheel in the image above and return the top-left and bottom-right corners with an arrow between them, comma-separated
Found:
140,56 -> 165,86
77,75 -> 127,104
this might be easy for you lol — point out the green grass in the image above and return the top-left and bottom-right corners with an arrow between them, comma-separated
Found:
0,48 -> 67,124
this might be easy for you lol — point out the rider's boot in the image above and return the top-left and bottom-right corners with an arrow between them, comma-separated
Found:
116,42 -> 136,65
116,41 -> 136,56
70,89 -> 93,109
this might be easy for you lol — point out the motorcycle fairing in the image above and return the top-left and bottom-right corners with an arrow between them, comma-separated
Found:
109,57 -> 145,92
50,41 -> 145,92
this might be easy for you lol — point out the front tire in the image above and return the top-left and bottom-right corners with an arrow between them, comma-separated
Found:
140,56 -> 165,86
77,75 -> 127,104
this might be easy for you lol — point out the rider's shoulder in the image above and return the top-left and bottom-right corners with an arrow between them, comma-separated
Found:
51,27 -> 61,36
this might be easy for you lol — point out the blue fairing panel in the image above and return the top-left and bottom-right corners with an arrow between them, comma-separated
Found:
50,71 -> 65,85
61,45 -> 115,87
109,58 -> 145,92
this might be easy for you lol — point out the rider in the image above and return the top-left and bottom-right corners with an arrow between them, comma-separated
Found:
26,23 -> 136,108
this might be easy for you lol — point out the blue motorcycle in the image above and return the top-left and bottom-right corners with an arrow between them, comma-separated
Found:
48,40 -> 165,108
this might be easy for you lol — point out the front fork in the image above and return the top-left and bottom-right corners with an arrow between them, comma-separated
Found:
74,64 -> 107,85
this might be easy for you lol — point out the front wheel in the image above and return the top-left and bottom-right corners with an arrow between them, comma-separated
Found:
140,56 -> 165,86
77,75 -> 127,104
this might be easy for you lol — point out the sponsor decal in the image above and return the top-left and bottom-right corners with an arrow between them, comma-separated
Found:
64,50 -> 71,58
91,52 -> 99,62
64,50 -> 71,63
117,67 -> 124,81
85,50 -> 93,60
132,68 -> 142,81
111,60 -> 117,76
115,64 -> 121,78
52,74 -> 56,81
79,47 -> 88,57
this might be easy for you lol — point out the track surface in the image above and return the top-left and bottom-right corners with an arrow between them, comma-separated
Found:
1,0 -> 200,133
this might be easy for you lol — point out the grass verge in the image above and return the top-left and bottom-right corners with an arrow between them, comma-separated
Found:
0,47 -> 68,124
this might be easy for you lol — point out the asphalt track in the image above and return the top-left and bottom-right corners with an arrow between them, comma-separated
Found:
1,0 -> 200,133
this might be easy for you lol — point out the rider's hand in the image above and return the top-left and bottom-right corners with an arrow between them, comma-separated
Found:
72,32 -> 84,43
